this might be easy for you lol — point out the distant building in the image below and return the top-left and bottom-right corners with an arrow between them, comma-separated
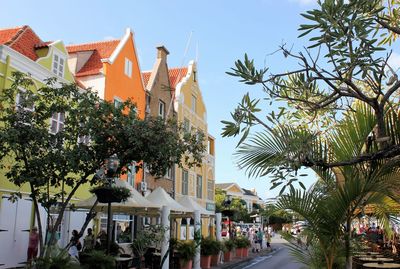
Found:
216,183 -> 264,212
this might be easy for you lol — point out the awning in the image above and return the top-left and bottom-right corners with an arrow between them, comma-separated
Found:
73,180 -> 159,214
145,187 -> 192,215
177,196 -> 214,216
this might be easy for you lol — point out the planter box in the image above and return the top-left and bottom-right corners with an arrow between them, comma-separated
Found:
200,255 -> 211,269
180,259 -> 193,269
242,248 -> 249,258
211,253 -> 220,266
223,251 -> 232,262
235,248 -> 243,258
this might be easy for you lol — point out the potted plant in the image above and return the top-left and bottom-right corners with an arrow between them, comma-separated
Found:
80,250 -> 116,269
210,240 -> 223,266
90,184 -> 131,203
234,237 -> 250,258
130,225 -> 166,269
176,240 -> 196,269
200,237 -> 214,269
223,239 -> 236,262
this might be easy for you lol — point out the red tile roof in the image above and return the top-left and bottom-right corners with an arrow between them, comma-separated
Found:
66,40 -> 120,77
168,67 -> 188,89
142,71 -> 151,87
0,25 -> 43,61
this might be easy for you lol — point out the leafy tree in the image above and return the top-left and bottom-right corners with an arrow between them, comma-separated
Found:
223,0 -> 400,191
0,72 -> 205,253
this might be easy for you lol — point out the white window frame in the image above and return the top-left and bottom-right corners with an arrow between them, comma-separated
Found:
16,90 -> 34,113
52,52 -> 65,78
158,100 -> 165,119
124,58 -> 132,78
49,112 -> 65,134
182,170 -> 189,195
114,97 -> 123,109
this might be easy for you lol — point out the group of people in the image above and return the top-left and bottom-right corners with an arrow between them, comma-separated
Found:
247,227 -> 272,252
27,226 -> 106,263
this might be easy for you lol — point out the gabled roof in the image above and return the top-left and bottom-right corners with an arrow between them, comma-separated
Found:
215,183 -> 235,190
168,67 -> 188,89
242,188 -> 257,197
142,71 -> 151,88
0,25 -> 44,61
66,39 -> 120,77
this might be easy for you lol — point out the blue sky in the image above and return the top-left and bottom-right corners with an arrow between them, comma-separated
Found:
1,0 -> 323,199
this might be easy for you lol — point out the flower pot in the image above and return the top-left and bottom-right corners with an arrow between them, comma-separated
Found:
200,255 -> 211,269
236,248 -> 243,258
242,248 -> 249,257
180,259 -> 193,269
211,253 -> 220,266
93,188 -> 122,203
223,251 -> 232,262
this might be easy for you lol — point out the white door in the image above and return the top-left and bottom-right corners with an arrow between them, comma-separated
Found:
0,196 -> 32,268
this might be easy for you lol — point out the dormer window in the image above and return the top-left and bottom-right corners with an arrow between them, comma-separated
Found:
124,58 -> 132,78
52,53 -> 65,77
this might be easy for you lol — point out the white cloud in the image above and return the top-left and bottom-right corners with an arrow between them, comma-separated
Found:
388,52 -> 400,73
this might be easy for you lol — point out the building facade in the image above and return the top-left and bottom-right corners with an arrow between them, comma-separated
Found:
172,61 -> 216,237
0,25 -> 89,268
66,28 -> 146,187
215,183 -> 264,213
141,46 -> 175,196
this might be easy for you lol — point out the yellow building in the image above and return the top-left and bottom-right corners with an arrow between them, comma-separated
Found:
170,61 -> 216,238
216,183 -> 264,212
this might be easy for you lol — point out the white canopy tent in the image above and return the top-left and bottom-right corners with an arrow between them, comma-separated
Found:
74,180 -> 159,214
145,187 -> 192,215
177,196 -> 214,216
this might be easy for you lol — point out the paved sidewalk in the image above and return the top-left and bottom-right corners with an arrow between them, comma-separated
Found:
212,237 -> 286,269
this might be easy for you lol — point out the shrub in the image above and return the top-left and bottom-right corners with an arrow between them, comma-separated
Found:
224,239 -> 236,251
176,240 -> 197,262
200,237 -> 215,256
81,250 -> 115,269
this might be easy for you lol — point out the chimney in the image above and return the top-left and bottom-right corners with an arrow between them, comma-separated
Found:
156,45 -> 169,59
251,188 -> 257,195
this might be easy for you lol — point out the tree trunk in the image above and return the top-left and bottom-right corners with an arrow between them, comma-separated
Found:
47,177 -> 87,247
65,200 -> 98,249
30,184 -> 44,257
345,216 -> 352,269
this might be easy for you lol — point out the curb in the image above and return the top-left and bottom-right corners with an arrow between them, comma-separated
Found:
214,248 -> 277,269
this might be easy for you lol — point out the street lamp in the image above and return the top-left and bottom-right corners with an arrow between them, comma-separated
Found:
223,195 -> 233,238
106,154 -> 119,254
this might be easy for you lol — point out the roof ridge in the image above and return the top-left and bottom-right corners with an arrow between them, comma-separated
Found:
5,25 -> 30,46
0,25 -> 27,31
169,66 -> 187,70
66,39 -> 120,48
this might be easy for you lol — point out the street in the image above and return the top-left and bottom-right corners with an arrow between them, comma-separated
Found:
241,237 -> 304,269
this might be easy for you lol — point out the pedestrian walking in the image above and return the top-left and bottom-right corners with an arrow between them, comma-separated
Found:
257,228 -> 264,249
266,232 -> 272,249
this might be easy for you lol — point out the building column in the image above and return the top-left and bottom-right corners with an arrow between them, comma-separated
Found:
193,210 -> 201,269
161,206 -> 170,269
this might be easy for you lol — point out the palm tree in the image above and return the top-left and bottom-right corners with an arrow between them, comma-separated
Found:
235,101 -> 400,269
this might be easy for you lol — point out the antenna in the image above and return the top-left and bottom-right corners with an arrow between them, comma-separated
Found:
165,31 -> 193,119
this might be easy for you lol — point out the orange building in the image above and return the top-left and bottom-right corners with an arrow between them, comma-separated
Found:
66,28 -> 146,184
